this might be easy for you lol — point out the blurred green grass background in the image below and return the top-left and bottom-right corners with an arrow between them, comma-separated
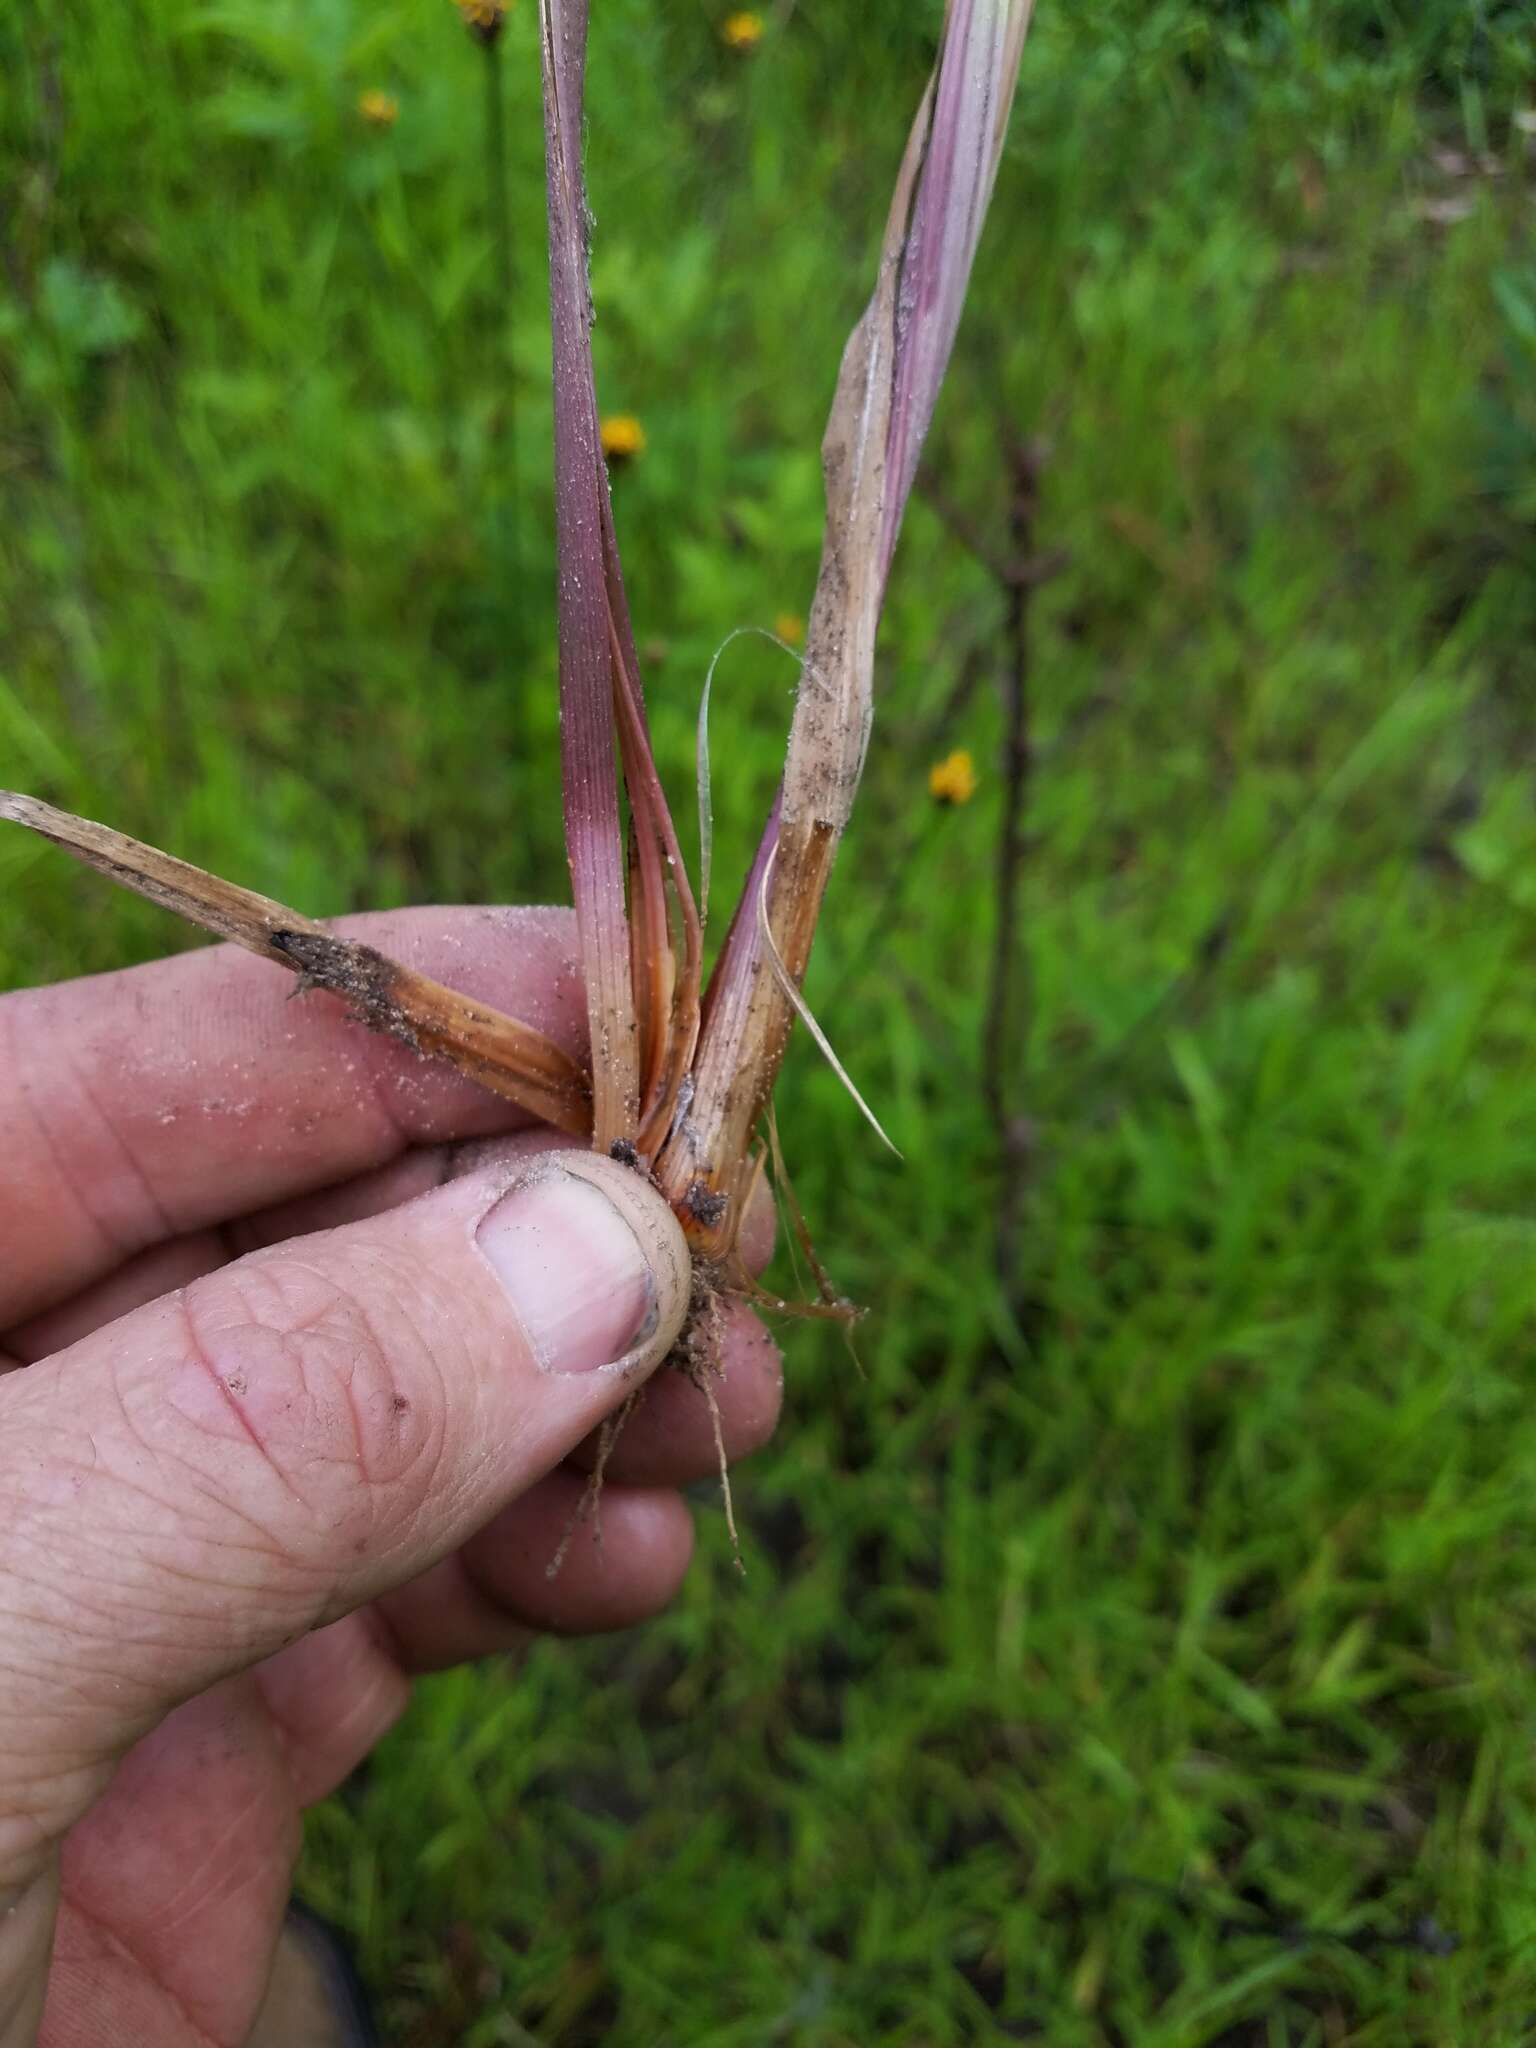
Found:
6,0 -> 1536,2040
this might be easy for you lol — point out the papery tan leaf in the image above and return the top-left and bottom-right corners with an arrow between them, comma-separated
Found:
659,0 -> 1033,1234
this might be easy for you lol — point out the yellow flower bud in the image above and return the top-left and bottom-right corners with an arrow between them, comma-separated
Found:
358,90 -> 399,129
600,414 -> 647,463
454,0 -> 510,47
721,12 -> 764,51
928,749 -> 978,806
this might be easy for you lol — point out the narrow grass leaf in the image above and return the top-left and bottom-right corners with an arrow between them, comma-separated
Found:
539,0 -> 700,1158
539,0 -> 639,1149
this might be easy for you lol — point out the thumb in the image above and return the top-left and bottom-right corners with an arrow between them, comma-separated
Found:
0,1149 -> 688,1882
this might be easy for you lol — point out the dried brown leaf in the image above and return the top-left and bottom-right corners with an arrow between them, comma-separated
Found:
0,792 -> 591,1136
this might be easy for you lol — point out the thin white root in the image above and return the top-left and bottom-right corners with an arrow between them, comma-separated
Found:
696,1366 -> 745,1577
545,1390 -> 639,1580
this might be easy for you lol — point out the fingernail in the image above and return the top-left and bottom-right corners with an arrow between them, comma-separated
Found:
476,1165 -> 658,1374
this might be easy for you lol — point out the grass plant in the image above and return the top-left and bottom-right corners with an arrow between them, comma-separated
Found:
4,2 -> 1536,2039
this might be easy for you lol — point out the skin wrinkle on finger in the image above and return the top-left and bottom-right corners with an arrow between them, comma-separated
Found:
0,1495 -> 303,1833
253,1615 -> 412,1808
115,1295 -> 375,1599
121,1774 -> 278,1949
54,1020 -> 181,1249
0,995 -> 131,1295
4,1232 -> 229,1366
49,1677 -> 303,2047
178,1261 -> 412,1492
162,1260 -> 449,1589
6,1370 -> 327,1625
222,1239 -> 457,1456
1,1130 -> 566,1365
3,1463 -> 693,1734
0,906 -> 587,1330
0,1289 -> 413,1809
46,1890 -> 224,2048
0,1155 -> 691,1886
0,1860 -> 54,2043
0,1404 -> 201,1700
0,1527 -> 246,1675
0,1227 -> 775,2048
6,1215 -> 781,1496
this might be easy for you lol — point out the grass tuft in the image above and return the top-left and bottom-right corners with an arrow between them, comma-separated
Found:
5,1 -> 1536,2038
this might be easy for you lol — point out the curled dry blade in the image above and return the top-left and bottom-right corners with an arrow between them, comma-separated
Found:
0,793 -> 590,1135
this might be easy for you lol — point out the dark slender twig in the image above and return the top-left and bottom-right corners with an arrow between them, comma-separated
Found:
823,642 -> 993,1005
984,434 -> 1050,1294
828,435 -> 1062,1292
922,478 -> 1016,585
873,440 -> 1063,1292
483,37 -> 513,311
482,35 -> 524,694
923,477 -> 1070,592
478,27 -> 536,894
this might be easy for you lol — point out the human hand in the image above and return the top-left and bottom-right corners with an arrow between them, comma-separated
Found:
0,907 -> 782,2046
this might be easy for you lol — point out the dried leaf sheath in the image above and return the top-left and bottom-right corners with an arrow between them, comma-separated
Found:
541,0 -> 637,1149
0,792 -> 591,1136
660,790 -> 783,1242
538,0 -> 700,1158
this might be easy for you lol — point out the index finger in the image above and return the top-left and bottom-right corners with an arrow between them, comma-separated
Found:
0,905 -> 585,1328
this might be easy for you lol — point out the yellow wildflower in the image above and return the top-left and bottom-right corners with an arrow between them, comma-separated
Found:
357,89 -> 399,130
601,414 -> 647,463
455,0 -> 510,45
721,11 -> 764,51
929,749 -> 978,806
774,612 -> 804,646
